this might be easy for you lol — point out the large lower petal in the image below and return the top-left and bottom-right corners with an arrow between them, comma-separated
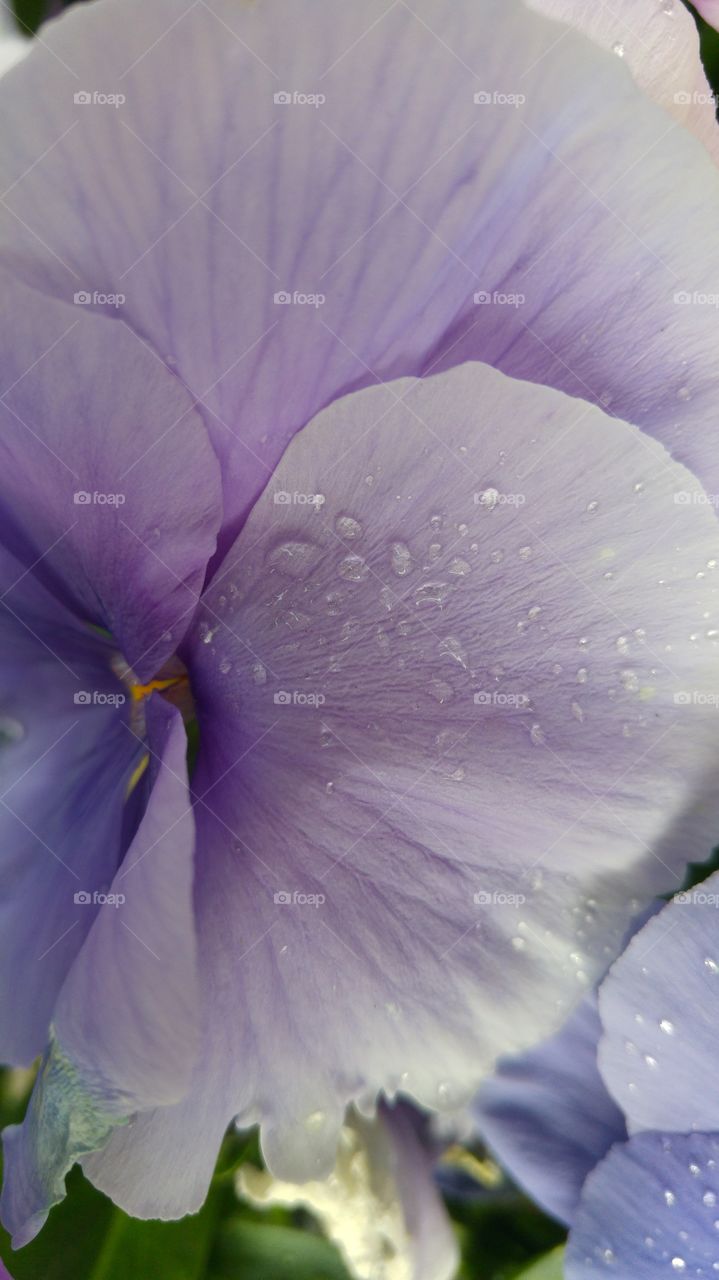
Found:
0,1 -> 718,553
528,0 -> 719,161
80,361 -> 719,1218
565,1132 -> 719,1279
1,701 -> 199,1247
476,997 -> 625,1225
598,870 -> 719,1136
0,269 -> 221,677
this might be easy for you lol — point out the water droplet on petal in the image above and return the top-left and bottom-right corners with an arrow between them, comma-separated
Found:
335,514 -> 363,540
390,542 -> 413,577
338,554 -> 369,582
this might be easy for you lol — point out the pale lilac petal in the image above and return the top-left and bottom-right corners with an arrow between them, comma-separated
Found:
598,870 -> 719,1136
0,2 -> 27,77
528,0 -> 719,161
565,1132 -> 719,1279
1,701 -> 199,1247
239,1104 -> 459,1280
476,997 -> 625,1225
0,269 -> 221,677
695,1 -> 719,30
81,361 -> 719,1215
0,1 -> 718,550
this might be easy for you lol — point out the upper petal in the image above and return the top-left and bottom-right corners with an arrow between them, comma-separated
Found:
695,2 -> 719,30
0,0 -> 718,553
598,870 -> 719,1136
0,269 -> 221,677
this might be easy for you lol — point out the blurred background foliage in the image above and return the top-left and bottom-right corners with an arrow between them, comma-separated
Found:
1,0 -> 718,1277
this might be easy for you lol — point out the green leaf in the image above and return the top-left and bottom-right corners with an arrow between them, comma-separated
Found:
0,1166 -> 221,1280
510,1245 -> 566,1280
208,1221 -> 352,1280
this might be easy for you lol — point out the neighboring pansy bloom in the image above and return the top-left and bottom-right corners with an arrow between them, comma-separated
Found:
529,0 -> 719,161
1,0 -> 719,1248
695,1 -> 719,30
239,1103 -> 458,1280
474,875 -> 719,1276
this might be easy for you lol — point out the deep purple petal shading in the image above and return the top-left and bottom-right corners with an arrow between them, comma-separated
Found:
599,870 -> 719,1136
476,997 -> 625,1225
0,551 -> 139,1064
76,361 -> 719,1217
0,269 -> 221,677
0,1 -> 717,554
565,1132 -> 719,1279
1,701 -> 199,1247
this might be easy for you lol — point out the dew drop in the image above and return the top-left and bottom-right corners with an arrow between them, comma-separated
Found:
530,723 -> 546,746
0,717 -> 25,744
390,542 -> 413,577
448,557 -> 471,577
519,545 -> 533,561
338,554 -> 369,582
267,539 -> 319,580
705,958 -> 719,974
659,1019 -> 675,1036
612,41 -> 625,57
335,514 -> 362,540
586,499 -> 600,514
478,487 -> 500,510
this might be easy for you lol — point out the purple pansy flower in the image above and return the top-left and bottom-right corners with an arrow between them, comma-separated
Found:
477,873 -> 719,1276
1,0 -> 719,1250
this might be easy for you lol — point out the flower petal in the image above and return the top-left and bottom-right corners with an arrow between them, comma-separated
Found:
598,870 -> 719,1136
565,1132 -> 719,1279
695,2 -> 719,31
528,0 -> 719,161
239,1104 -> 459,1280
0,0 -> 718,550
0,700 -> 199,1247
0,269 -> 221,677
476,997 -> 625,1225
0,552 -> 139,1065
83,360 -> 719,1217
